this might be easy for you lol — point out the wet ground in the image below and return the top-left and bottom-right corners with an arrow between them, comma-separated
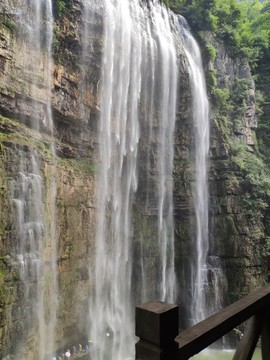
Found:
191,348 -> 261,360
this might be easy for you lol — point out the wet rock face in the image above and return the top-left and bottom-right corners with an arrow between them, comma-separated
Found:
214,42 -> 257,148
0,0 -> 268,356
0,0 -> 103,153
0,1 -> 101,357
0,117 -> 97,358
0,1 -> 193,353
207,38 -> 267,305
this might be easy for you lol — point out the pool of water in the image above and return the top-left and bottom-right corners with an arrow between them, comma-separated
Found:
191,348 -> 261,359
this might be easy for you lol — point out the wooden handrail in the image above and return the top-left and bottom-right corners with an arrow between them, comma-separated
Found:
176,284 -> 270,358
135,284 -> 270,360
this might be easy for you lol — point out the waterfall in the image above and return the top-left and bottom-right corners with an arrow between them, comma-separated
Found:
185,28 -> 210,324
87,0 -> 178,359
150,1 -> 178,304
176,17 -> 212,324
89,0 -> 140,358
42,1 -> 59,356
2,0 -> 226,357
12,1 -> 57,358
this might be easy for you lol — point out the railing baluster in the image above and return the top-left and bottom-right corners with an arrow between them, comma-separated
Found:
232,312 -> 264,360
261,310 -> 270,360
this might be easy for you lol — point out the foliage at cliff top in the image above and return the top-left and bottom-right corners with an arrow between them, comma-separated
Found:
168,0 -> 270,67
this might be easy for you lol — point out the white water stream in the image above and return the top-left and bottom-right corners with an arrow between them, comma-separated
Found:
12,1 -> 57,358
185,30 -> 209,324
179,18 -> 210,324
6,0 -> 222,357
89,1 -> 140,358
151,2 -> 178,304
175,17 -> 226,328
88,1 -> 178,359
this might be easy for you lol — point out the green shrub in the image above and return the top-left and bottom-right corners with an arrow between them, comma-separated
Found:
54,0 -> 71,19
206,44 -> 217,61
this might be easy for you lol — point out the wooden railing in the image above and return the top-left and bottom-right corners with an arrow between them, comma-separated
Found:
135,284 -> 270,360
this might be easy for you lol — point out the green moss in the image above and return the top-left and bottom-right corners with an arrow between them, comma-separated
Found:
0,15 -> 16,34
52,0 -> 81,69
230,77 -> 249,106
58,158 -> 96,175
0,114 -> 57,160
228,139 -> 270,226
53,0 -> 72,19
206,44 -> 217,61
207,69 -> 217,91
213,115 -> 231,140
0,270 -> 7,304
0,131 -> 53,160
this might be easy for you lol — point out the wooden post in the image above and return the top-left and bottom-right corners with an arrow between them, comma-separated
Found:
135,301 -> 179,360
232,312 -> 264,360
261,310 -> 270,360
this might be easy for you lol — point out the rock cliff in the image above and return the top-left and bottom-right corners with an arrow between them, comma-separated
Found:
0,0 -> 268,357
206,35 -> 268,305
0,1 -> 100,357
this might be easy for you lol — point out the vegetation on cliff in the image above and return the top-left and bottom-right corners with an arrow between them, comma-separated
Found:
164,0 -> 270,295
168,0 -> 270,64
0,0 -> 270,354
52,0 -> 81,67
168,0 -> 270,82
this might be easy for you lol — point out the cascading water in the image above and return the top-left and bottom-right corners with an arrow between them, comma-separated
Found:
176,17 -> 224,326
41,1 -> 59,356
1,0 -> 227,357
88,1 -> 140,358
181,22 -> 210,324
150,1 -> 178,304
11,1 -> 57,358
87,0 -> 178,359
